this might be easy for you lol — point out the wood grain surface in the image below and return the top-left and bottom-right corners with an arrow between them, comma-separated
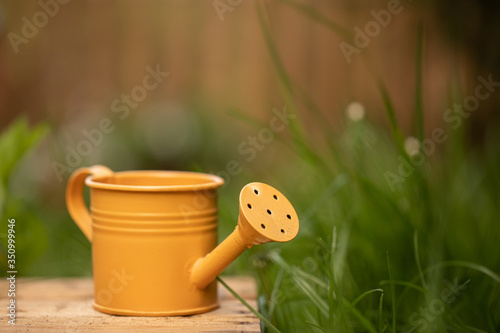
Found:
0,277 -> 259,332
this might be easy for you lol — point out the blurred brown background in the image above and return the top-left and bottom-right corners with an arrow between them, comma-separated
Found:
1,0 -> 500,186
0,0 -> 484,132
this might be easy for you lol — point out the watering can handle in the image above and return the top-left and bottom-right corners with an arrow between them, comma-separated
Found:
66,165 -> 113,242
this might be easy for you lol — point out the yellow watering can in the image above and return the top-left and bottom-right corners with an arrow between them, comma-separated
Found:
66,165 -> 299,316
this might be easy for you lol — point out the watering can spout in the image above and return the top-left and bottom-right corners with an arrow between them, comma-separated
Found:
190,182 -> 299,289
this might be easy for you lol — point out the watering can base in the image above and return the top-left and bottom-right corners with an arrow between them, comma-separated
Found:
92,302 -> 219,316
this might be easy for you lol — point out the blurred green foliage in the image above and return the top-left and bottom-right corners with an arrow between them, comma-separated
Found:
0,118 -> 48,273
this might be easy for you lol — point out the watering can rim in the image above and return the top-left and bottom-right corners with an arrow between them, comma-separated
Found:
84,169 -> 224,192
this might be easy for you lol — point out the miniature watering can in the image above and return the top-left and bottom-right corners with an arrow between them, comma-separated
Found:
66,165 -> 299,316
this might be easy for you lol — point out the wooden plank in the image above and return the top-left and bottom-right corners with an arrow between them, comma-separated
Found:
0,277 -> 259,332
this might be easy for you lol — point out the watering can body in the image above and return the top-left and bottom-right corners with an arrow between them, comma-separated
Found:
66,165 -> 298,316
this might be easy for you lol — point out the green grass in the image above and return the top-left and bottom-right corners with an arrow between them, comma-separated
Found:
221,101 -> 500,331
223,88 -> 500,332
214,2 -> 500,332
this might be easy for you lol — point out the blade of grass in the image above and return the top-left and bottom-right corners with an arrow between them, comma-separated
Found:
290,264 -> 379,332
226,107 -> 268,129
413,230 -> 427,289
226,105 -> 333,177
357,176 -> 412,228
276,0 -> 415,170
486,284 -> 498,332
276,0 -> 352,40
380,280 -> 432,297
290,272 -> 329,317
462,326 -> 488,333
256,1 -> 333,176
271,252 -> 328,289
225,106 -> 308,163
294,83 -> 339,155
348,289 -> 384,313
217,277 -> 281,333
257,294 -> 269,332
378,83 -> 406,156
300,174 -> 349,227
271,254 -> 329,316
424,261 -> 500,284
386,252 -> 396,333
304,307 -> 319,327
378,292 -> 384,333
328,228 -> 337,331
306,321 -> 332,333
380,279 -> 470,332
410,20 -> 436,234
271,253 -> 378,333
413,21 -> 424,141
291,266 -> 328,290
256,1 -> 293,96
349,307 -> 379,333
268,269 -> 285,320
330,227 -> 353,333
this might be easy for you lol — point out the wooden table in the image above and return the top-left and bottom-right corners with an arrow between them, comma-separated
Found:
0,277 -> 259,332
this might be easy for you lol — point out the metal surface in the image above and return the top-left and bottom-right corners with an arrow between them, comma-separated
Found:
66,166 -> 299,316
